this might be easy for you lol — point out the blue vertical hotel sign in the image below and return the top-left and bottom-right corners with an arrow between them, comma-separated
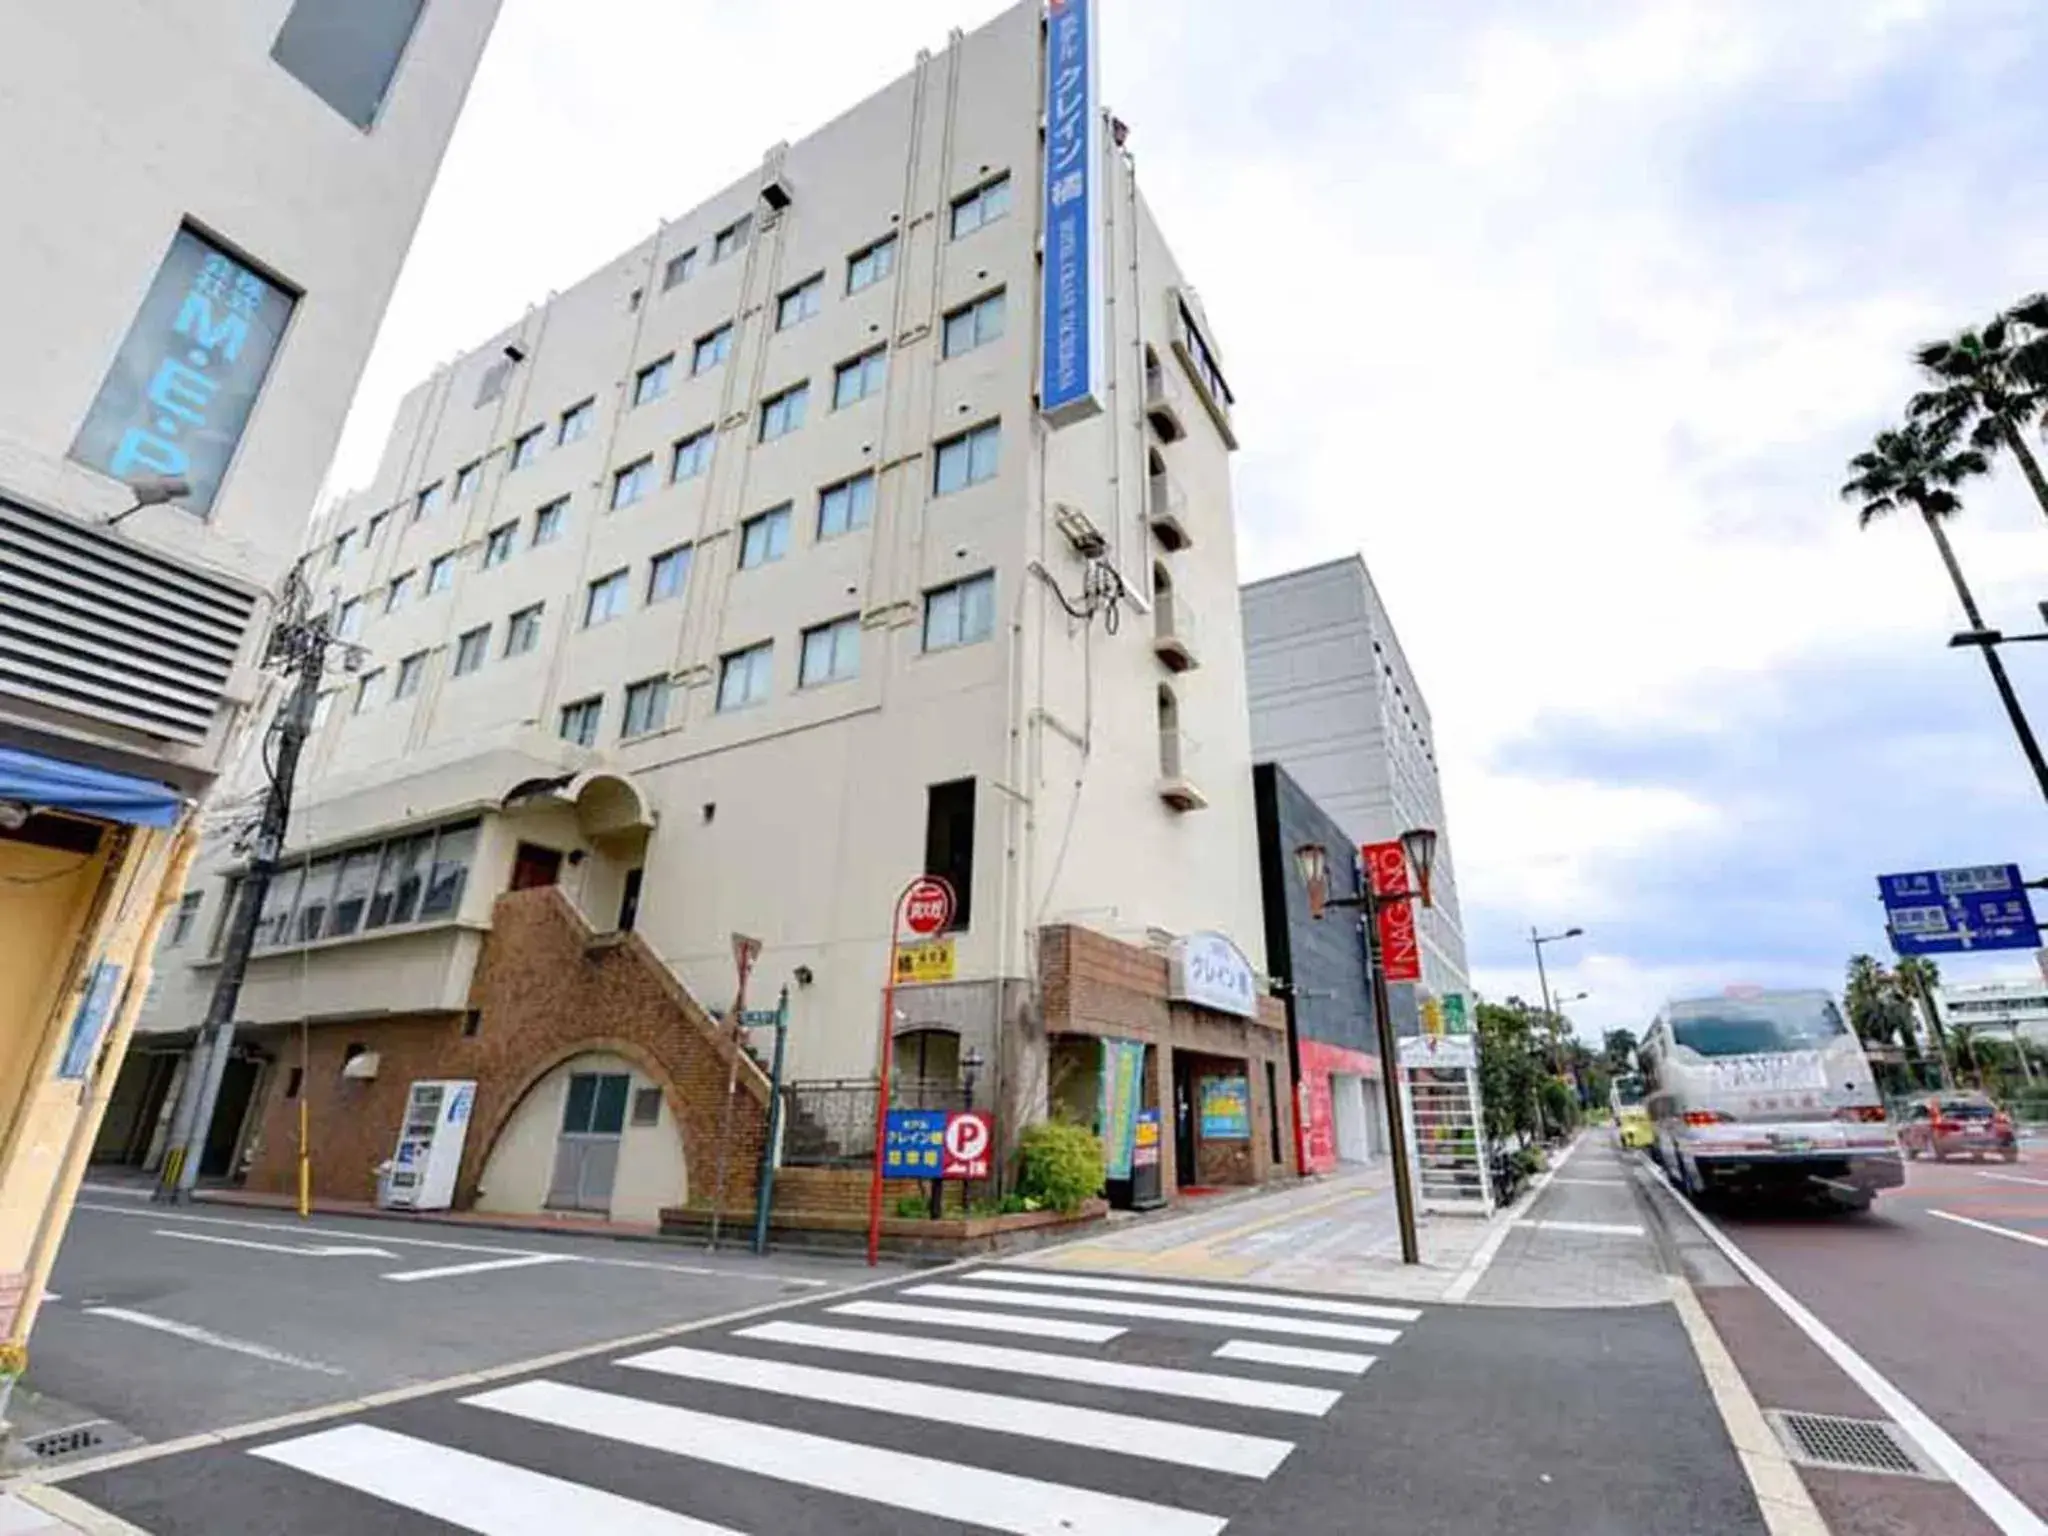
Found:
1040,0 -> 1104,426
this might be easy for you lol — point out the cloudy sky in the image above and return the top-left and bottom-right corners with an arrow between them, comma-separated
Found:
328,0 -> 2048,1038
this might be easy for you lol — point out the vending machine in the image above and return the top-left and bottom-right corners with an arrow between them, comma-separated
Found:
377,1079 -> 476,1211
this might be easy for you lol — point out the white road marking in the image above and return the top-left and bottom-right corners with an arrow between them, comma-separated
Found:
1976,1170 -> 2048,1189
1927,1209 -> 2048,1252
904,1283 -> 1403,1345
84,1307 -> 346,1376
252,1424 -> 739,1534
466,1379 -> 1229,1536
973,1268 -> 1422,1323
383,1254 -> 576,1283
829,1299 -> 1124,1342
1445,1129 -> 1588,1302
1649,1163 -> 2048,1535
738,1320 -> 1340,1414
1213,1340 -> 1376,1376
76,1204 -> 538,1256
1511,1218 -> 1645,1236
619,1345 -> 1294,1476
155,1229 -> 396,1259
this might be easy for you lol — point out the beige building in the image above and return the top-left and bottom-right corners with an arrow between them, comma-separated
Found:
133,0 -> 1295,1221
1,0 -> 496,1351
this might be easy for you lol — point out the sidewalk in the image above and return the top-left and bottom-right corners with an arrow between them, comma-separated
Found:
0,1484 -> 140,1535
78,1179 -> 663,1245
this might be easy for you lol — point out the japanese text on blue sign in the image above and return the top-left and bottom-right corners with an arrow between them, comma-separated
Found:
1878,864 -> 2039,955
1038,0 -> 1102,423
70,226 -> 296,518
882,1109 -> 947,1177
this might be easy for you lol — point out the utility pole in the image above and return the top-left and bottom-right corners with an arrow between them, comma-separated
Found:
155,568 -> 333,1202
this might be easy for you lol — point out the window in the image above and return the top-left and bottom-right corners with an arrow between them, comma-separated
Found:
366,831 -> 431,929
832,347 -> 887,409
1177,298 -> 1236,410
611,456 -> 654,509
717,642 -> 774,711
354,668 -> 383,712
510,426 -> 544,470
924,778 -> 976,930
943,289 -> 1006,358
413,482 -> 442,521
633,355 -> 673,406
933,421 -> 1000,494
532,497 -> 567,545
621,675 -> 672,737
692,324 -> 733,374
631,1086 -> 663,1126
253,865 -> 304,949
426,552 -> 455,594
393,651 -> 427,700
366,509 -> 390,547
328,846 -> 378,937
647,545 -> 693,603
847,233 -> 897,293
950,174 -> 1012,239
558,695 -> 602,747
923,573 -> 995,651
584,569 -> 631,626
563,1073 -> 632,1137
294,857 -> 340,944
662,248 -> 697,289
505,603 -> 545,656
336,597 -> 364,641
800,615 -> 861,687
759,382 -> 809,442
558,398 -> 595,445
453,460 -> 481,501
482,521 -> 518,567
385,569 -> 414,611
739,505 -> 791,569
777,274 -> 824,330
453,625 -> 490,676
476,358 -> 512,407
270,0 -> 422,131
331,527 -> 356,566
817,473 -> 875,538
312,691 -> 336,729
418,822 -> 479,920
712,215 -> 751,263
167,891 -> 202,948
671,427 -> 713,482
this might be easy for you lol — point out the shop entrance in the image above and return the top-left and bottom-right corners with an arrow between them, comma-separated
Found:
1173,1050 -> 1255,1189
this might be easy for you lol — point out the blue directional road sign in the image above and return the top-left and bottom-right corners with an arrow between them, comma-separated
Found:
1877,864 -> 2040,955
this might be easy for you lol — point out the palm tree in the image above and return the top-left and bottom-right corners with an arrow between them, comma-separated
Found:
1844,955 -> 1898,1047
1889,954 -> 1953,1089
1844,421 -> 2048,801
1909,303 -> 2048,523
1948,1023 -> 1982,1088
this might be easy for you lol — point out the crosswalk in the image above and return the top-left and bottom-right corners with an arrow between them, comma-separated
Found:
243,1264 -> 1428,1534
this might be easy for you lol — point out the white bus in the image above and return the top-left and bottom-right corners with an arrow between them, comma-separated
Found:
1639,988 -> 1903,1210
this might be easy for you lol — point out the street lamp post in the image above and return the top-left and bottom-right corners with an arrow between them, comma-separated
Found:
1529,926 -> 1583,1137
1294,828 -> 1437,1266
1948,615 -> 2048,804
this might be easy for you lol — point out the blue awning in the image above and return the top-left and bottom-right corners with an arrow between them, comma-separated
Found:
0,746 -> 182,829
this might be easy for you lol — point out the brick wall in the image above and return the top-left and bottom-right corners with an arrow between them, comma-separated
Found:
242,888 -> 767,1211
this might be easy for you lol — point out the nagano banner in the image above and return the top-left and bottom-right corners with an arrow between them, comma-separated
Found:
1363,840 -> 1423,983
1099,1038 -> 1146,1179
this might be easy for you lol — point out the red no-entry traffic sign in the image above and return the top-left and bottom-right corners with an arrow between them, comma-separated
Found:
941,1110 -> 992,1180
902,876 -> 954,938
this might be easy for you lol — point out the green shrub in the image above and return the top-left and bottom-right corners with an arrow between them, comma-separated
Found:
891,1193 -> 929,1220
1016,1120 -> 1104,1214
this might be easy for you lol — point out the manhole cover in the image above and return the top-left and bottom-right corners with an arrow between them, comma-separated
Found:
1766,1410 -> 1940,1479
22,1422 -> 107,1462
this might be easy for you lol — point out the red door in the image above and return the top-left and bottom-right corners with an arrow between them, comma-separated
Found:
510,842 -> 563,891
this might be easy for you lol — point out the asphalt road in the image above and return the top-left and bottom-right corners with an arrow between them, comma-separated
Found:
52,1260 -> 1765,1535
1701,1141 -> 2048,1529
25,1186 -> 888,1447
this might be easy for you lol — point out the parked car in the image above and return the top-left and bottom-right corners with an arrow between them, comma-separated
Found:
1898,1092 -> 2019,1162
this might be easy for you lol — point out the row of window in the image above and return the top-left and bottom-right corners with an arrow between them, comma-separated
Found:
236,819 -> 481,952
548,572 -> 996,748
323,168 -> 1013,570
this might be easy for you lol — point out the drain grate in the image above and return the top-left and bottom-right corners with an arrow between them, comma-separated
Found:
1766,1410 -> 1940,1479
22,1422 -> 106,1462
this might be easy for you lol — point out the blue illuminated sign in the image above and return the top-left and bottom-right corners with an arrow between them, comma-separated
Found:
70,226 -> 296,518
1878,864 -> 2040,955
1039,0 -> 1104,425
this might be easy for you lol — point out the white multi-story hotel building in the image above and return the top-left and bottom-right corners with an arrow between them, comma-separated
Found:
1,0 -> 495,1342
130,1 -> 1299,1224
1241,556 -> 1471,998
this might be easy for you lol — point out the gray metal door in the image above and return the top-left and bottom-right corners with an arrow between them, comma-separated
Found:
547,1072 -> 630,1212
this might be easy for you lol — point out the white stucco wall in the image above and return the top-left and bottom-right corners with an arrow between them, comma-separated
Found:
474,1051 -> 685,1226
